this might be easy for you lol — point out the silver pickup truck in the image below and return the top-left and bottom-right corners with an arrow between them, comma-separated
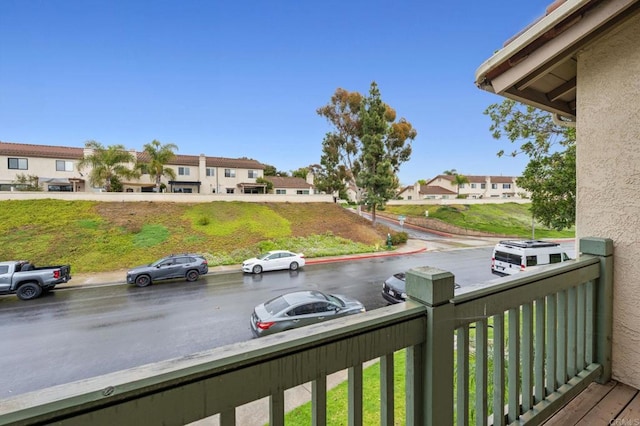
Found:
0,261 -> 72,300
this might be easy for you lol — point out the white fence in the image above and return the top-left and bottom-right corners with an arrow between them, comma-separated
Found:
0,192 -> 334,203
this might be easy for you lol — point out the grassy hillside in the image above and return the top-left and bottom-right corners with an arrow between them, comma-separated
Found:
382,203 -> 575,238
1,200 -> 391,273
1,200 -> 574,273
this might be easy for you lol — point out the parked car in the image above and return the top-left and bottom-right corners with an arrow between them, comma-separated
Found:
0,260 -> 72,300
491,240 -> 571,276
382,272 -> 460,304
249,290 -> 365,337
242,250 -> 305,274
126,254 -> 208,287
381,272 -> 407,304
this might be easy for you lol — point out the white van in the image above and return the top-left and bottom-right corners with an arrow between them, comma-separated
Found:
491,240 -> 571,276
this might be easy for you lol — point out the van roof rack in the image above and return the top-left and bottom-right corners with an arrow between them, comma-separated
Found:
498,240 -> 560,248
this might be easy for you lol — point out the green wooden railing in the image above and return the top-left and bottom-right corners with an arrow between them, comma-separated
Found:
420,237 -> 613,425
0,238 -> 612,426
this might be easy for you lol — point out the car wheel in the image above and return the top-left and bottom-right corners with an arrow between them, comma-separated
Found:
16,282 -> 42,300
252,265 -> 263,274
289,262 -> 299,271
186,270 -> 199,282
135,275 -> 152,287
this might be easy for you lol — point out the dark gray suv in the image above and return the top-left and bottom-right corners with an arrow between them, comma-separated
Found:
126,254 -> 209,287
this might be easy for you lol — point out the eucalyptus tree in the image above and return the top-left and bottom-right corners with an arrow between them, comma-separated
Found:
140,140 -> 178,192
317,82 -> 417,222
77,140 -> 140,192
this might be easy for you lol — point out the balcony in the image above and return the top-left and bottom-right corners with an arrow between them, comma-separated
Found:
0,238 -> 618,425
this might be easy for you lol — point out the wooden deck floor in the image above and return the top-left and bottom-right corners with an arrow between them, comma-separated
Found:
544,380 -> 640,425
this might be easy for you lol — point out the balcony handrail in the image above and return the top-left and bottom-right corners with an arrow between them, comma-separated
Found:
0,302 -> 427,426
451,256 -> 600,327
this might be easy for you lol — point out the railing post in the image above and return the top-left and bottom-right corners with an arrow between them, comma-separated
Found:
579,237 -> 614,383
406,266 -> 455,426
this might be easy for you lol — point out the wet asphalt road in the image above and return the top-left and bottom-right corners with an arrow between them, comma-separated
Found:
0,242 -> 575,399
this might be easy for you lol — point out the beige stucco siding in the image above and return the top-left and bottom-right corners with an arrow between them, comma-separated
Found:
577,12 -> 640,388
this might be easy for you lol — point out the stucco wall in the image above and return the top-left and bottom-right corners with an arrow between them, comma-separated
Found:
577,12 -> 640,388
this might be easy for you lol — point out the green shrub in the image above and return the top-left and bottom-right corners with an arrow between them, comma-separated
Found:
390,232 -> 408,245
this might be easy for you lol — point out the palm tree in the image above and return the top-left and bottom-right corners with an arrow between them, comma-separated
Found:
77,140 -> 140,192
140,140 -> 178,193
452,173 -> 470,197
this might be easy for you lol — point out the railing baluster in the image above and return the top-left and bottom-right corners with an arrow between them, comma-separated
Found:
557,290 -> 567,386
546,294 -> 557,395
219,409 -> 235,426
348,365 -> 363,426
522,302 -> 533,412
270,389 -> 285,425
456,325 -> 469,426
508,308 -> 521,422
586,280 -> 595,364
380,353 -> 394,426
476,319 -> 488,426
567,286 -> 577,378
534,297 -> 545,403
493,313 -> 505,426
576,283 -> 586,371
406,344 -> 425,426
312,375 -> 327,426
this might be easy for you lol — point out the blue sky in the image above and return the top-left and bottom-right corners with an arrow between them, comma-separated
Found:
0,0 -> 550,185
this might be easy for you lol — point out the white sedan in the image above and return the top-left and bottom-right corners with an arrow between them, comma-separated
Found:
242,250 -> 306,274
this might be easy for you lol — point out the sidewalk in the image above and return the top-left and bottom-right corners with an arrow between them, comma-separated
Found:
63,238 -> 430,289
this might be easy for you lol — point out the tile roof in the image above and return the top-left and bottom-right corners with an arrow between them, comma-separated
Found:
0,141 -> 265,169
266,176 -> 314,189
0,141 -> 84,159
421,186 -> 457,195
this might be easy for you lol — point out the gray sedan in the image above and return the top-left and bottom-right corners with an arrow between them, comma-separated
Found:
249,290 -> 366,337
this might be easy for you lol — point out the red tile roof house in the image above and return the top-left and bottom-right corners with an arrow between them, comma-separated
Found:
0,140 -> 266,194
264,175 -> 315,195
476,0 -> 640,415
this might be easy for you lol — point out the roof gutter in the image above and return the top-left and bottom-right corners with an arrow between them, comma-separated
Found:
474,0 -> 593,92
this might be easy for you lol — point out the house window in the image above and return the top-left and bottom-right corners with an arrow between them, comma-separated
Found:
503,183 -> 512,189
178,167 -> 190,176
481,183 -> 486,189
226,188 -> 235,194
225,169 -> 236,178
276,189 -> 286,195
471,183 -> 477,189
459,184 -> 465,189
296,190 -> 310,195
48,184 -> 73,192
56,160 -> 74,172
491,183 -> 498,189
206,168 -> 215,177
8,158 -> 28,170
248,170 -> 258,179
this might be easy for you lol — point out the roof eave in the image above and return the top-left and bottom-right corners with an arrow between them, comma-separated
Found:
475,0 -> 640,120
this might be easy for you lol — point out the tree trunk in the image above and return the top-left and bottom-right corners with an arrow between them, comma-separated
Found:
371,204 -> 377,226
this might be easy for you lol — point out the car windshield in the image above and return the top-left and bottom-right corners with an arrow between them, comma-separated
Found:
324,293 -> 345,307
149,258 -> 167,267
264,296 -> 291,315
257,252 -> 275,260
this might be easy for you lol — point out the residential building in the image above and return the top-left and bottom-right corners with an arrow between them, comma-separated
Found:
265,175 -> 315,195
397,174 -> 526,200
0,141 -> 266,194
476,0 -> 640,390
